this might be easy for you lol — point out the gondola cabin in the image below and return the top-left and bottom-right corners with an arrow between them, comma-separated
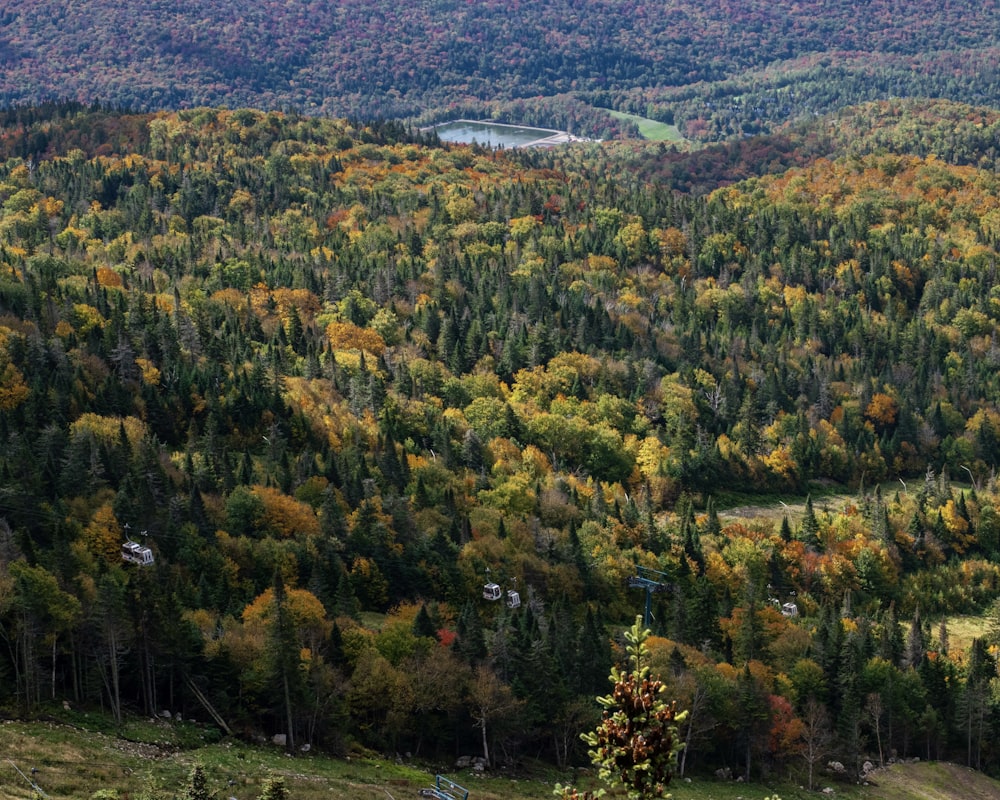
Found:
506,589 -> 521,609
483,582 -> 502,601
122,540 -> 154,566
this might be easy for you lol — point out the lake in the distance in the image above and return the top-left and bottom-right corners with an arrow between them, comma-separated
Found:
428,119 -> 577,148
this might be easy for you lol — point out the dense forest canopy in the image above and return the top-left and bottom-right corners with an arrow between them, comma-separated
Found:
2,0 -> 1000,140
1,103 -> 1000,781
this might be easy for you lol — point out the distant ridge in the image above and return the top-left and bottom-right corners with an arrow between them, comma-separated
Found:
1,0 -> 1000,140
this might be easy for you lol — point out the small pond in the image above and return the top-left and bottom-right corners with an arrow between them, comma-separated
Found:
427,119 -> 571,148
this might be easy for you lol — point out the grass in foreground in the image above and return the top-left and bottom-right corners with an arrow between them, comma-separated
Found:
0,713 -> 841,800
863,761 -> 1000,800
2,711 -> 998,800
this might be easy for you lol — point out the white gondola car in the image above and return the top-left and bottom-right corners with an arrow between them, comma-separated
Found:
483,582 -> 502,601
781,602 -> 799,618
506,589 -> 521,609
122,540 -> 154,566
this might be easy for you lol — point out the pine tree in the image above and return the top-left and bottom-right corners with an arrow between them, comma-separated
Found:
799,495 -> 821,547
454,601 -> 487,664
736,662 -> 770,781
269,571 -> 301,751
258,776 -> 288,800
557,617 -> 686,800
184,764 -> 210,800
412,603 -> 437,640
904,610 -> 926,669
704,495 -> 721,537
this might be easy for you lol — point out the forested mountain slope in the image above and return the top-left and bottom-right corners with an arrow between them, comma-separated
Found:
598,98 -> 1000,193
2,0 -> 1000,140
2,104 -> 1000,780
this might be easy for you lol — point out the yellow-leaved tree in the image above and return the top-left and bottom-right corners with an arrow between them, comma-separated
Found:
230,577 -> 333,750
0,328 -> 29,412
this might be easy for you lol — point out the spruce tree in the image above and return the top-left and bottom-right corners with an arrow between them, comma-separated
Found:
184,764 -> 210,800
258,776 -> 288,800
557,617 -> 686,800
799,495 -> 821,548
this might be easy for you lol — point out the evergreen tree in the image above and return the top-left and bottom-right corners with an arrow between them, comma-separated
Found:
558,617 -> 685,800
184,764 -> 210,800
454,601 -> 487,665
412,603 -> 438,640
904,610 -> 926,669
269,571 -> 302,751
735,663 -> 770,781
258,776 -> 289,800
799,495 -> 821,548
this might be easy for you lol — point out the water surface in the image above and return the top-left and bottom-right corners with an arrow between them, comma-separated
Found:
430,120 -> 564,148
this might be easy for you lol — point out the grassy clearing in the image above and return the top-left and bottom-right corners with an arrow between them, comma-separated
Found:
0,710 -> 858,800
713,482 -> 917,528
938,613 -> 991,656
606,109 -> 685,142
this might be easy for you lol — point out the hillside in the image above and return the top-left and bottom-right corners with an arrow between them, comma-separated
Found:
594,98 -> 1000,193
2,103 -> 1000,784
2,0 -> 1000,140
4,714 -> 999,800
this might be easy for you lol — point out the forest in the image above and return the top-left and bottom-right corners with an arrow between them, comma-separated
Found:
2,0 -> 1000,142
1,101 -> 1000,787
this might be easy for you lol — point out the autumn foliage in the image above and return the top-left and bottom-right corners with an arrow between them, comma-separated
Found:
0,103 -> 1000,780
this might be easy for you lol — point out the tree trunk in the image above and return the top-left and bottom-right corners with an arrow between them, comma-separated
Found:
97,624 -> 123,725
681,713 -> 694,777
20,612 -> 38,712
51,635 -> 57,700
283,670 -> 295,752
480,717 -> 490,767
